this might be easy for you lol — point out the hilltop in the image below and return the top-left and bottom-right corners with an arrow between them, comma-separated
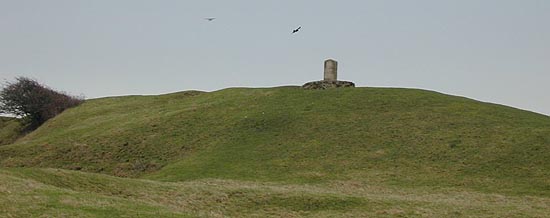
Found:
1,86 -> 549,217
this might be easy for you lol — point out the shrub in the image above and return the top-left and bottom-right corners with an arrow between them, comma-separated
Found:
0,77 -> 83,129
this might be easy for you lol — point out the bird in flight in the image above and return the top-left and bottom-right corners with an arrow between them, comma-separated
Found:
292,26 -> 301,34
205,17 -> 216,22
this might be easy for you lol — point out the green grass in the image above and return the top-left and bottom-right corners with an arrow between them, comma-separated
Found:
0,168 -> 189,217
0,117 -> 23,146
1,168 -> 549,217
0,86 -> 549,217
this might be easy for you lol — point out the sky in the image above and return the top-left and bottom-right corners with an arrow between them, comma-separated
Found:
1,0 -> 549,116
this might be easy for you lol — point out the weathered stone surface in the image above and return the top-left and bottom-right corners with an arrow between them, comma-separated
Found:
324,59 -> 338,81
302,80 -> 355,90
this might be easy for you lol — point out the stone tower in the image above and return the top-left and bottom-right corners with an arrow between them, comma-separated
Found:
324,59 -> 338,81
302,59 -> 355,89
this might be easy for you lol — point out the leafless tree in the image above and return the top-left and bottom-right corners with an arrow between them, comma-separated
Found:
0,77 -> 83,129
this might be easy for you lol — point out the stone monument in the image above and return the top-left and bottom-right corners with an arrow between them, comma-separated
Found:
302,59 -> 355,89
324,59 -> 338,81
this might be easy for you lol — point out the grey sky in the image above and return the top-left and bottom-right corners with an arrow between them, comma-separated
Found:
1,0 -> 549,115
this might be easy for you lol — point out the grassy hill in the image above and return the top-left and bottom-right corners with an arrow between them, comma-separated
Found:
0,86 -> 549,217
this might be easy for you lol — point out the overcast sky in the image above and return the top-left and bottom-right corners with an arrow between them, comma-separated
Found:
1,0 -> 549,116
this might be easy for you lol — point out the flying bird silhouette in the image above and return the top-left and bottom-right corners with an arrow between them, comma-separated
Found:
205,18 -> 216,22
292,26 -> 301,34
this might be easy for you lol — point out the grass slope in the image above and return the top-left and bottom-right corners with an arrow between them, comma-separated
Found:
0,117 -> 23,146
0,87 -> 549,198
0,168 -> 189,217
1,168 -> 549,217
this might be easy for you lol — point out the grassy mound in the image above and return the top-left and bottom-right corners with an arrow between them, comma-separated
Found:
0,87 -> 549,197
